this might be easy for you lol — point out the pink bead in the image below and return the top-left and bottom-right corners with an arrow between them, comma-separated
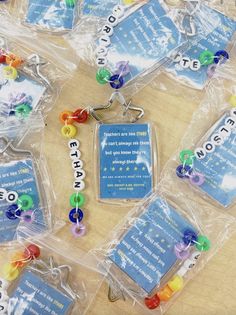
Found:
207,64 -> 217,78
71,223 -> 86,238
189,172 -> 205,186
21,211 -> 35,223
174,242 -> 190,260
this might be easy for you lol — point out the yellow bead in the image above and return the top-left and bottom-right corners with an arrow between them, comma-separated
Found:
3,66 -> 18,80
61,124 -> 77,138
229,95 -> 236,107
167,275 -> 184,292
122,0 -> 135,4
3,263 -> 19,281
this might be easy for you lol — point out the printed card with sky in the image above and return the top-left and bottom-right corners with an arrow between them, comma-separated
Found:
0,158 -> 46,244
106,0 -> 184,85
166,5 -> 236,89
109,197 -> 197,294
26,0 -> 78,31
82,0 -> 120,17
9,270 -> 74,314
98,123 -> 154,200
0,65 -> 46,119
193,112 -> 236,207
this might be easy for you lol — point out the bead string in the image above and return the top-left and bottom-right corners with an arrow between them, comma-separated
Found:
59,109 -> 89,237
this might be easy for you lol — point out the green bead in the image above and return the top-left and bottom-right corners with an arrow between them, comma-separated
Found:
199,50 -> 214,66
15,104 -> 32,118
179,149 -> 195,165
196,235 -> 211,251
70,193 -> 85,208
65,0 -> 76,8
96,68 -> 111,85
17,195 -> 34,211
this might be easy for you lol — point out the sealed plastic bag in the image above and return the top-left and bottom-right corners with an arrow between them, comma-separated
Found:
0,234 -> 103,314
0,115 -> 54,246
90,189 -> 235,314
0,11 -> 75,131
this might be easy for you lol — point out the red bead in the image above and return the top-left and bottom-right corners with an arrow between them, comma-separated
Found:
144,294 -> 160,310
73,109 -> 88,123
24,244 -> 40,260
0,50 -> 6,63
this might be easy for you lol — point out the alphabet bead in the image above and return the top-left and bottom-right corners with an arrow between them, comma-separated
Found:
225,116 -> 236,128
70,149 -> 81,160
0,301 -> 8,313
190,251 -> 201,261
0,291 -> 8,303
203,141 -> 215,153
190,59 -> 201,71
176,266 -> 188,277
68,139 -> 80,150
95,46 -> 108,57
183,258 -> 196,270
180,57 -> 190,69
112,5 -> 125,18
219,125 -> 231,139
102,25 -> 114,36
99,35 -> 111,47
96,57 -> 108,67
0,189 -> 6,201
230,108 -> 236,117
6,191 -> 18,203
211,133 -> 224,146
72,159 -> 83,170
0,279 -> 8,291
107,14 -> 119,27
73,180 -> 85,191
173,52 -> 182,63
74,169 -> 86,180
194,147 -> 206,160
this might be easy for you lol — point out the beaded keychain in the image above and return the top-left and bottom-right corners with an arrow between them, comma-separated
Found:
59,109 -> 88,238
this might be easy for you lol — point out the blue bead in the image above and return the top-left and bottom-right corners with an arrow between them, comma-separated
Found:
69,208 -> 84,223
183,229 -> 197,246
110,74 -> 124,89
214,50 -> 229,64
176,165 -> 192,178
5,204 -> 22,220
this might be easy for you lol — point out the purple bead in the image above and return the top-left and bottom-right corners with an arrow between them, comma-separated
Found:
207,64 -> 217,78
174,242 -> 190,260
115,61 -> 130,76
21,211 -> 35,224
189,172 -> 205,186
71,223 -> 86,237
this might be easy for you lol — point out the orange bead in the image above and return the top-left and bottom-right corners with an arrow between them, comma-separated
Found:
59,110 -> 74,125
157,285 -> 173,302
11,252 -> 27,268
5,54 -> 24,68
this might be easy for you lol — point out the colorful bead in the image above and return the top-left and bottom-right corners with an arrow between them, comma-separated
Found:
2,263 -> 19,281
189,172 -> 205,186
0,49 -> 6,63
199,50 -> 214,66
157,285 -> 173,301
21,210 -> 35,223
73,109 -> 88,123
229,95 -> 236,107
195,235 -> 210,251
11,252 -> 26,268
3,66 -> 18,80
24,244 -> 41,260
144,294 -> 160,310
71,223 -> 86,237
65,0 -> 76,8
207,64 -> 217,78
174,242 -> 190,260
110,74 -> 124,89
59,110 -> 74,125
5,54 -> 23,68
61,124 -> 77,138
17,195 -> 33,211
15,104 -> 32,118
70,192 -> 85,207
214,50 -> 229,64
5,204 -> 22,220
167,275 -> 183,292
69,208 -> 84,223
96,68 -> 111,85
115,61 -> 130,76
183,229 -> 197,246
179,149 -> 195,165
176,164 -> 192,178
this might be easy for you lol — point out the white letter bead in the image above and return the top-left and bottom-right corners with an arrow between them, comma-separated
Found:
99,35 -> 111,47
73,180 -> 85,191
225,116 -> 236,129
72,160 -> 83,170
68,139 -> 80,150
0,302 -> 8,313
173,52 -> 182,63
194,147 -> 206,160
180,57 -> 190,69
190,251 -> 201,261
112,5 -> 125,18
211,133 -> 224,146
219,125 -> 231,139
95,46 -> 108,57
230,108 -> 236,118
6,191 -> 18,203
190,59 -> 201,71
96,57 -> 108,67
102,25 -> 114,36
203,141 -> 215,153
0,279 -> 8,291
0,291 -> 8,303
107,14 -> 119,26
183,258 -> 196,270
176,266 -> 188,277
0,189 -> 7,201
74,169 -> 86,180
70,149 -> 81,160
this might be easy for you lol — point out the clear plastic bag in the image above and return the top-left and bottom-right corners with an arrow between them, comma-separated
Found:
67,0 -> 220,97
0,234 -> 103,315
0,115 -> 54,247
89,189 -> 236,314
0,11 -> 75,131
